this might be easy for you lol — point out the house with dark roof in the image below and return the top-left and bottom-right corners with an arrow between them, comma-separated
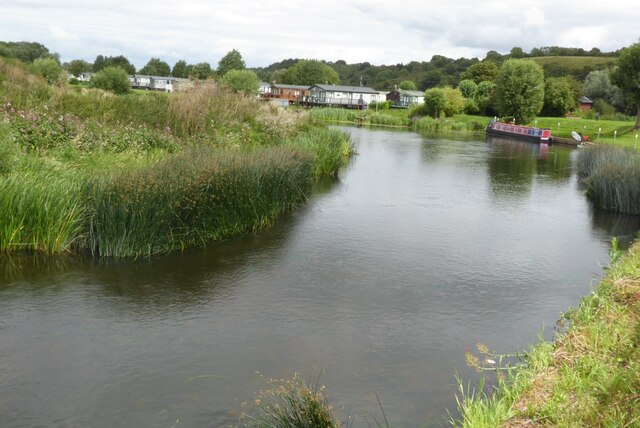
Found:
304,84 -> 380,109
578,96 -> 594,112
386,89 -> 425,108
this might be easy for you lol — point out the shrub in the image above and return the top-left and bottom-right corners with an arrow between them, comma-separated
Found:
32,57 -> 63,85
89,66 -> 131,94
222,69 -> 261,95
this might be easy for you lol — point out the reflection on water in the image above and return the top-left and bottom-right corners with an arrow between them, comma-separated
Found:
1,128 -> 638,428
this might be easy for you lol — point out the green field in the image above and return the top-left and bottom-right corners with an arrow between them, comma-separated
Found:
530,56 -> 618,78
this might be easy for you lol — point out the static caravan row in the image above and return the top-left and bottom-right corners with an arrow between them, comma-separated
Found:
386,89 -> 425,108
129,75 -> 192,92
262,83 -> 381,109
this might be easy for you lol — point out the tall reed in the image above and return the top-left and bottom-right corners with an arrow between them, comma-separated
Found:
367,111 -> 410,127
577,145 -> 640,214
0,170 -> 86,254
82,146 -> 314,257
288,127 -> 353,176
308,108 -> 359,123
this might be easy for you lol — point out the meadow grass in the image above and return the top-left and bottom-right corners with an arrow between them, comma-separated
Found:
452,240 -> 640,427
576,145 -> 640,214
308,107 -> 360,124
531,117 -> 636,146
0,59 -> 352,257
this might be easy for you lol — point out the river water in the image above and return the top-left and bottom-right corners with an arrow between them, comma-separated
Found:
1,127 -> 639,428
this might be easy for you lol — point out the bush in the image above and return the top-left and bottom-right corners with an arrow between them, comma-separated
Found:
221,69 -> 260,95
368,100 -> 390,110
90,66 -> 131,94
32,57 -> 63,85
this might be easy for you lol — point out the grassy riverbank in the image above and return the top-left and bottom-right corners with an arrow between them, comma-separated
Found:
0,59 -> 353,257
453,240 -> 640,427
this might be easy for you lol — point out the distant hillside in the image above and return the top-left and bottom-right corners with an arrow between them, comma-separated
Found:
530,56 -> 618,80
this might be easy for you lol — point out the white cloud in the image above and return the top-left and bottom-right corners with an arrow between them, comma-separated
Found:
0,0 -> 639,68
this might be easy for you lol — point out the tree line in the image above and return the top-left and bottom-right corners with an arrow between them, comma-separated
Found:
2,39 -> 636,124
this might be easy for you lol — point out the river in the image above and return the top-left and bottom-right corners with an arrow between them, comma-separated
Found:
1,127 -> 639,427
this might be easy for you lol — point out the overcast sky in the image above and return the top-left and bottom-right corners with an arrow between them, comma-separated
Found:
1,0 -> 638,69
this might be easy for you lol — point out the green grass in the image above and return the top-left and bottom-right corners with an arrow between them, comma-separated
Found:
0,57 -> 353,257
82,146 -> 314,257
0,168 -> 86,254
576,145 -> 640,214
531,117 -> 637,146
452,240 -> 640,427
242,373 -> 342,428
288,127 -> 353,176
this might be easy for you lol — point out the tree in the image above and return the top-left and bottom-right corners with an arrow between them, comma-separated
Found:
542,77 -> 575,116
423,88 -> 447,117
190,62 -> 213,80
66,59 -> 92,76
496,59 -> 545,123
441,86 -> 465,116
460,61 -> 499,84
90,66 -> 131,94
484,50 -> 504,64
0,41 -> 49,62
476,80 -> 497,115
510,47 -> 526,58
33,57 -> 63,84
458,79 -> 477,98
421,69 -> 444,89
222,69 -> 260,94
217,49 -> 245,76
93,55 -> 135,74
399,80 -> 417,90
172,60 -> 189,78
610,42 -> 640,127
584,69 -> 624,111
270,68 -> 288,83
138,57 -> 171,76
284,59 -> 339,85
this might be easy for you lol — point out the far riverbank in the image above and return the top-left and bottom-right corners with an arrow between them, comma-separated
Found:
309,108 -> 639,148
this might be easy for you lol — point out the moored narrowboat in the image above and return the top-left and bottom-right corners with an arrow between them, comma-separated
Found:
485,119 -> 553,144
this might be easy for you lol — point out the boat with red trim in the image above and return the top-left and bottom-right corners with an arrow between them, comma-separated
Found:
485,119 -> 553,144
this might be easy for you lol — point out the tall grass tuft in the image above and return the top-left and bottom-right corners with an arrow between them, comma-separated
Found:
412,116 -> 472,132
82,146 -> 314,257
367,112 -> 409,127
0,170 -> 86,254
289,127 -> 353,176
167,82 -> 260,138
0,58 -> 52,109
243,373 -> 342,428
576,145 -> 640,214
308,108 -> 359,124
